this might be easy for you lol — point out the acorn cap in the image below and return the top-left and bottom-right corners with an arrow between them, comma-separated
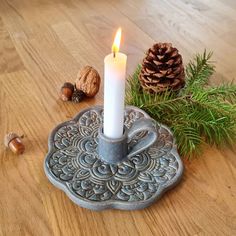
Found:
4,132 -> 20,147
61,82 -> 74,91
72,89 -> 86,103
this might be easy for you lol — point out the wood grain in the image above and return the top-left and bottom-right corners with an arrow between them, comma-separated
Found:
0,0 -> 236,235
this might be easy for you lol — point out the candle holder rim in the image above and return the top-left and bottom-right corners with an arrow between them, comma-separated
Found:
98,125 -> 128,142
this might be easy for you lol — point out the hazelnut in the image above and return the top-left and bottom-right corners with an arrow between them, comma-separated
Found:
75,66 -> 101,97
60,82 -> 74,101
4,133 -> 25,155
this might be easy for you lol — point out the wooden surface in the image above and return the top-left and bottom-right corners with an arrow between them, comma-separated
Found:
0,0 -> 236,235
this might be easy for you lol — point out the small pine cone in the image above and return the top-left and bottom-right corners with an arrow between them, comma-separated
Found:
139,43 -> 185,93
72,89 -> 85,103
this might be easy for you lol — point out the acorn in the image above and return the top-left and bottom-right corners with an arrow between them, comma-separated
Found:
4,133 -> 25,155
60,82 -> 74,101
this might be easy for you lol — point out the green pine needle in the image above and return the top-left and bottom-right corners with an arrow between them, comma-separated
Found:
184,50 -> 215,92
126,51 -> 236,158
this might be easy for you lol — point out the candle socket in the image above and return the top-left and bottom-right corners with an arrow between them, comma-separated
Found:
98,126 -> 128,164
98,117 -> 159,164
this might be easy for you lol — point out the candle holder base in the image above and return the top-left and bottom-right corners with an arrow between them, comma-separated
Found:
44,106 -> 183,211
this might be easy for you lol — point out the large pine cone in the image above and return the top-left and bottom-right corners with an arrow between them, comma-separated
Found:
139,43 -> 185,93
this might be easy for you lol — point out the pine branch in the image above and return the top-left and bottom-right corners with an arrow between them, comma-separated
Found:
190,92 -> 236,117
184,50 -> 215,93
172,124 -> 202,158
204,82 -> 236,103
126,51 -> 236,158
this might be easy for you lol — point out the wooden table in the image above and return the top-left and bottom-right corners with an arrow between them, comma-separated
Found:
0,0 -> 236,235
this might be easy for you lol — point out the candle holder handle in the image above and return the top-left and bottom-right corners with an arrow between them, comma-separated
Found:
98,118 -> 158,164
127,118 -> 158,158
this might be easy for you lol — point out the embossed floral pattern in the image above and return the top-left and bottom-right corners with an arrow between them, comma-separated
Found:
45,106 -> 183,210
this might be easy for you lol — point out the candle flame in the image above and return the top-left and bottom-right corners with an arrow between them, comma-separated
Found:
112,28 -> 122,56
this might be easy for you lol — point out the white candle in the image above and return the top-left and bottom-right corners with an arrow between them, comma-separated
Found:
103,28 -> 127,139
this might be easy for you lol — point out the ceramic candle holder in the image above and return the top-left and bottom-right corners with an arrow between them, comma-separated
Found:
44,106 -> 183,211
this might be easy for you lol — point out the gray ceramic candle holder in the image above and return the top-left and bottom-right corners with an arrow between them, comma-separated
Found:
44,106 -> 183,211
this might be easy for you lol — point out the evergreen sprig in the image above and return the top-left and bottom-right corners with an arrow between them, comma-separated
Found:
126,51 -> 236,158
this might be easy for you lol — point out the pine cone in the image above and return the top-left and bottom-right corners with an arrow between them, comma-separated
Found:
139,43 -> 185,93
72,89 -> 85,103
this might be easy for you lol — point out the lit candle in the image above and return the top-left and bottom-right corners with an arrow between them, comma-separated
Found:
103,28 -> 127,139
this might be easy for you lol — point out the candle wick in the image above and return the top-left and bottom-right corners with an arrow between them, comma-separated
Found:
113,51 -> 116,58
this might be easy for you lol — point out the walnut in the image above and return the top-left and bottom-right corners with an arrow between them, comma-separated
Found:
75,66 -> 101,97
